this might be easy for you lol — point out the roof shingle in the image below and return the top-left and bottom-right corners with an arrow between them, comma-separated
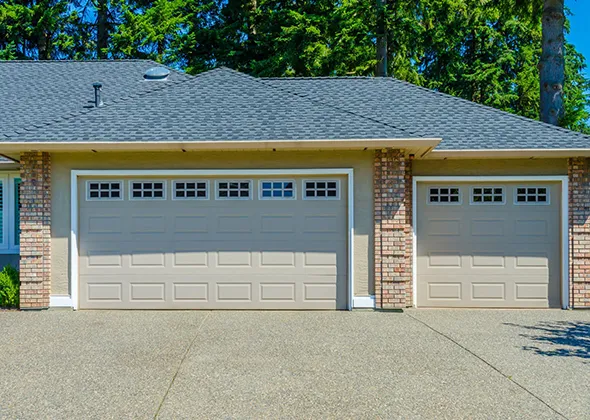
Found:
2,60 -> 588,150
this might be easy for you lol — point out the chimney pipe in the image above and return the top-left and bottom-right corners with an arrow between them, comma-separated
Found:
93,82 -> 104,107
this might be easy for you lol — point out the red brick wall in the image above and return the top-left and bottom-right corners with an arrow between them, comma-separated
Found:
19,152 -> 51,309
374,149 -> 413,309
569,157 -> 590,308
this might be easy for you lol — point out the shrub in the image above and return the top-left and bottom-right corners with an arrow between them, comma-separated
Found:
0,265 -> 19,308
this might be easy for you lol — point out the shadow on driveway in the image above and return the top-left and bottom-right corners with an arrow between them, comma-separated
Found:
504,320 -> 590,360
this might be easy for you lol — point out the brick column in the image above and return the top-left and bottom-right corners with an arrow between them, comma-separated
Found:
19,152 -> 51,309
374,149 -> 413,309
569,157 -> 590,308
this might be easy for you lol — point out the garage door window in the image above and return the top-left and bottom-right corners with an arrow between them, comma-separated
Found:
259,180 -> 295,199
515,187 -> 549,205
428,187 -> 461,204
86,181 -> 122,200
304,180 -> 339,199
216,180 -> 251,200
130,181 -> 166,200
470,186 -> 505,205
173,180 -> 208,200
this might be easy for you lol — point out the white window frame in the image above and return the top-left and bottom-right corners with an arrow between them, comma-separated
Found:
427,186 -> 462,205
85,180 -> 123,201
513,185 -> 551,206
469,186 -> 506,205
0,173 -> 21,254
128,179 -> 167,200
258,179 -> 297,200
172,180 -> 209,200
302,179 -> 340,200
215,179 -> 253,200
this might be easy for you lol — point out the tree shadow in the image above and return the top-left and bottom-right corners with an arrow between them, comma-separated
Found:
504,321 -> 590,360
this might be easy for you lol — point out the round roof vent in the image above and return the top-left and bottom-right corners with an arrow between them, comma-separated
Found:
143,67 -> 171,81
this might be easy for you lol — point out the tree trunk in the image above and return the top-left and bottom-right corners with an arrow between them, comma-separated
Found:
38,32 -> 50,60
96,0 -> 108,59
376,0 -> 387,76
539,0 -> 564,125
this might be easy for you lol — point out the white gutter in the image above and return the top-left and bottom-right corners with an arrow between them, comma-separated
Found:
427,148 -> 590,159
0,138 -> 441,153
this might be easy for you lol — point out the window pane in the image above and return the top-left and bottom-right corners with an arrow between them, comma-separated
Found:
14,178 -> 20,246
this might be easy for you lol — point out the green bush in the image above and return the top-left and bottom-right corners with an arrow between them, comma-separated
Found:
0,265 -> 19,308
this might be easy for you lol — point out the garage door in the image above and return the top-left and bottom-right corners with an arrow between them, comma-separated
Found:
417,182 -> 561,308
78,176 -> 347,309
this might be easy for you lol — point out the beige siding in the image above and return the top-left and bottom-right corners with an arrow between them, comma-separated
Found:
414,159 -> 568,176
51,150 -> 374,297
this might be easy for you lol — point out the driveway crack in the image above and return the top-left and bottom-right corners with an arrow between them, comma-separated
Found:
154,311 -> 212,419
405,312 -> 569,420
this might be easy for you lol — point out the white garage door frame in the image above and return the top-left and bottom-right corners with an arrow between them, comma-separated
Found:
412,175 -> 569,309
65,168 -> 355,310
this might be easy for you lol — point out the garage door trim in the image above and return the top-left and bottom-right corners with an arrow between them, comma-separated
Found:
70,168 -> 354,310
412,175 -> 569,309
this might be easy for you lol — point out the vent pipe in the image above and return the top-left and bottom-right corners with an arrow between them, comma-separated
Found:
93,82 -> 104,108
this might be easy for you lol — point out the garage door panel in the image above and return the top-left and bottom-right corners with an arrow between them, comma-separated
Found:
78,175 -> 347,309
417,182 -> 560,308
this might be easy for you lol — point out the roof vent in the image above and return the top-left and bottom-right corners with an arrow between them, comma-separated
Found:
92,82 -> 104,107
144,67 -> 170,81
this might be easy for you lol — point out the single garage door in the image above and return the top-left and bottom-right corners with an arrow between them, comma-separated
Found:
78,175 -> 347,309
417,182 -> 561,308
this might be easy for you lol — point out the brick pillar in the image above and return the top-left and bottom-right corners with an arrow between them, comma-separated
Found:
569,157 -> 590,308
374,149 -> 413,309
19,152 -> 51,309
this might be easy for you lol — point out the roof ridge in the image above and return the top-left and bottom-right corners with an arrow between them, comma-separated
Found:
254,74 -> 423,137
0,59 -> 155,63
262,75 -> 373,80
386,78 -> 590,140
5,68 -> 203,139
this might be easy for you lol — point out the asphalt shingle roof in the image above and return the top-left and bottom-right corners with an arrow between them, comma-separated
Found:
1,64 -> 410,142
0,60 -> 191,140
264,77 -> 590,150
1,60 -> 589,150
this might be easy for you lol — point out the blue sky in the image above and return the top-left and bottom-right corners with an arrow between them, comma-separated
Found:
567,0 -> 590,77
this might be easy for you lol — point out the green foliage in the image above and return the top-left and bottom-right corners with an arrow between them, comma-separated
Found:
0,0 -> 588,133
0,265 -> 19,308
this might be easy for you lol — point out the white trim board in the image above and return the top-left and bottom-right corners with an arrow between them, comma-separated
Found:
50,295 -> 74,308
412,176 -> 569,309
70,168 -> 356,311
353,296 -> 375,308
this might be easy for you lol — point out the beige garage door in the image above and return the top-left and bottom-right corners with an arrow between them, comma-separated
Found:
78,176 -> 347,309
417,182 -> 561,308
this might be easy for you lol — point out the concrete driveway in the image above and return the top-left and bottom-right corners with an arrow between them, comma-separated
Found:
0,310 -> 587,419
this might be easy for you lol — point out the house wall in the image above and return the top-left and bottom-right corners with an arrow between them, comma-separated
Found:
50,150 -> 375,298
413,158 -> 568,176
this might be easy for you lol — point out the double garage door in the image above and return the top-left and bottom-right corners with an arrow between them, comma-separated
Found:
78,176 -> 347,309
417,182 -> 561,308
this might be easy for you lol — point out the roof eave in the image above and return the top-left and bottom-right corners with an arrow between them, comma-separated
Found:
0,138 -> 441,156
426,148 -> 590,159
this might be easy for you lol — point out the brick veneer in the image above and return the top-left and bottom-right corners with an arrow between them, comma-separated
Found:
569,157 -> 590,308
374,149 -> 413,309
19,152 -> 51,309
